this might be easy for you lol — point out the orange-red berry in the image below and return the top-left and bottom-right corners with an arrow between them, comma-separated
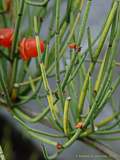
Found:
19,38 -> 45,60
0,28 -> 13,48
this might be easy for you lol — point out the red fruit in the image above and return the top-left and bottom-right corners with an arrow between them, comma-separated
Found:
0,28 -> 13,48
19,38 -> 45,60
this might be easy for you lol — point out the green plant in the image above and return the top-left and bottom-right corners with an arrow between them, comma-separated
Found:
0,0 -> 120,159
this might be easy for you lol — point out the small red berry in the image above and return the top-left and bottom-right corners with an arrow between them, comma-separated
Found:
0,28 -> 13,48
56,143 -> 63,150
75,122 -> 84,129
19,38 -> 45,60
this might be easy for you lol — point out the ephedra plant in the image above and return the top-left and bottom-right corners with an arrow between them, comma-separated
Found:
0,0 -> 120,159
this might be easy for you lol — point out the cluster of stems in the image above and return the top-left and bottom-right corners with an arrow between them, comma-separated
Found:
0,0 -> 120,159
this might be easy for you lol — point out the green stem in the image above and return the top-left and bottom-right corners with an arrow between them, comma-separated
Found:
25,0 -> 48,6
0,63 -> 11,106
55,0 -> 64,108
77,0 -> 92,45
63,97 -> 71,136
9,0 -> 25,94
10,0 -> 24,60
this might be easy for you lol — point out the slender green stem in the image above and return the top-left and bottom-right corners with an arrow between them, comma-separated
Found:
77,0 -> 92,45
95,129 -> 120,134
9,0 -> 25,95
29,131 -> 57,146
12,107 -> 50,123
87,27 -> 94,61
55,0 -> 64,108
0,63 -> 11,106
10,0 -> 24,60
25,0 -> 48,6
63,97 -> 71,136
